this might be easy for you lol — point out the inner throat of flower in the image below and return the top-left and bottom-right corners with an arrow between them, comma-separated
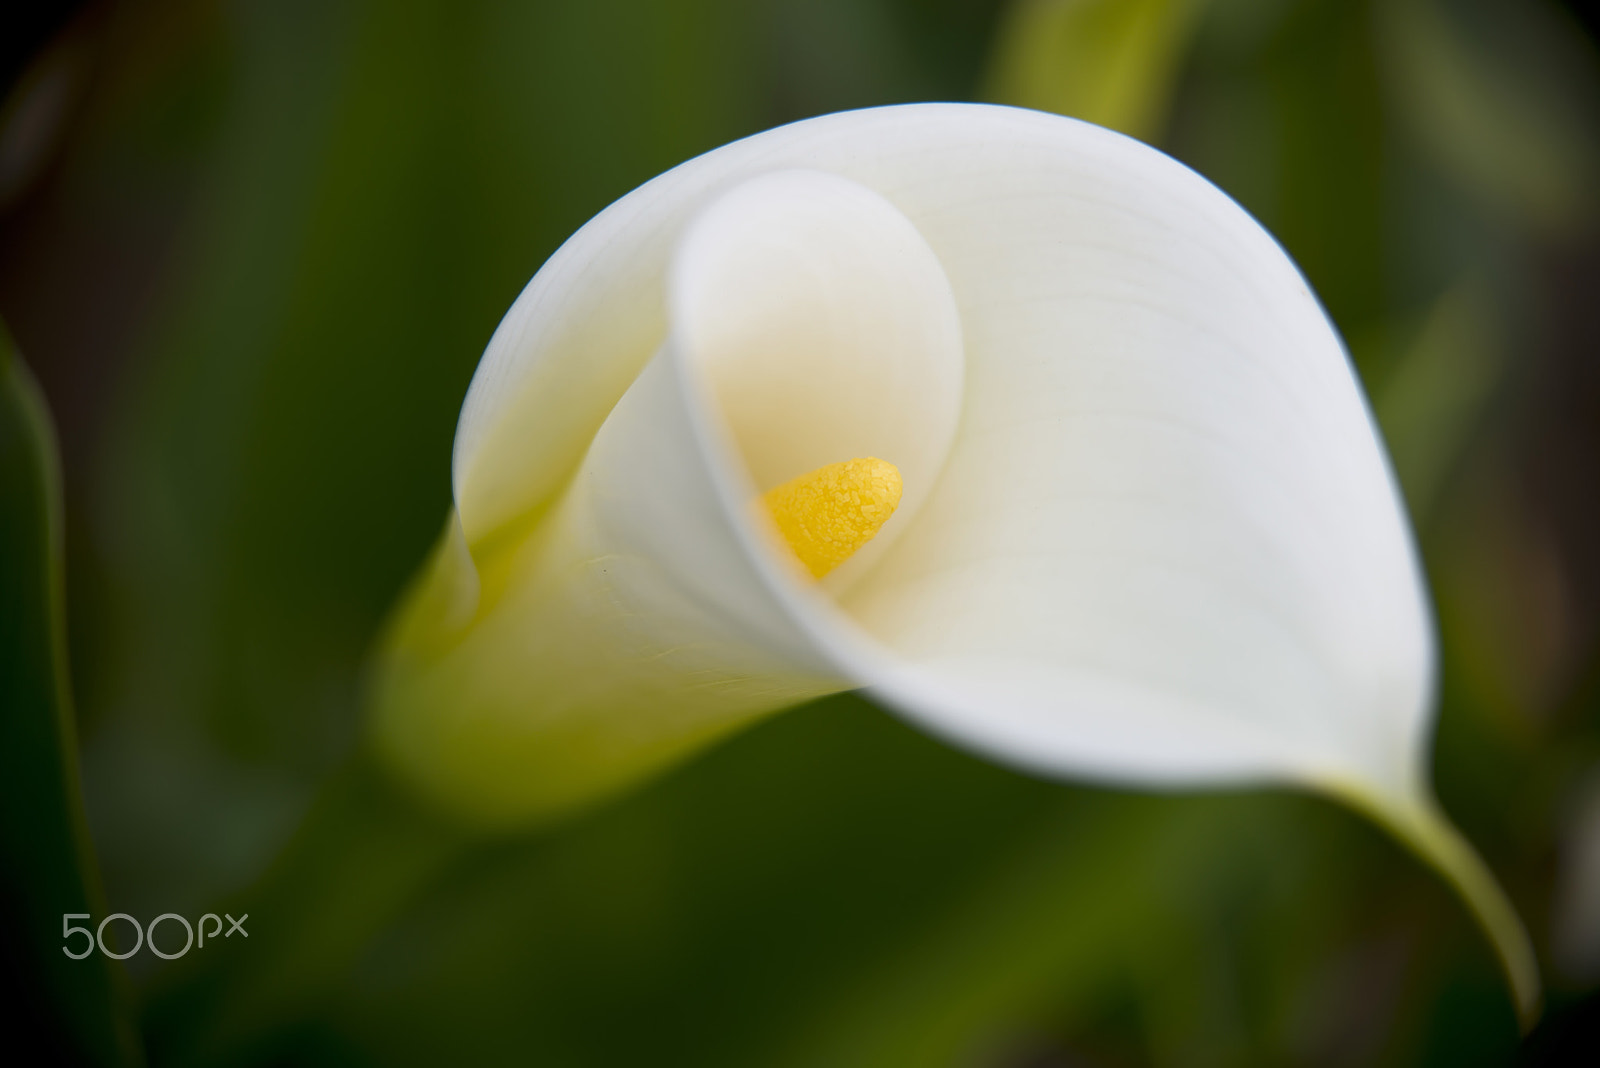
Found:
762,457 -> 903,579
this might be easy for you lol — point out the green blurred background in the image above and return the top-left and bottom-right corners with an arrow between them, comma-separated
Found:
2,0 -> 1599,1064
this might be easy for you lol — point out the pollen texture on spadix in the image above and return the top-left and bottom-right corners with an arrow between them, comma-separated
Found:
764,457 -> 902,579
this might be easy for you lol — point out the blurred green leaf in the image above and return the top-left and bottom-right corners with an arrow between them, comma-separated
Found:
1374,280 -> 1507,527
983,0 -> 1209,140
764,0 -> 1009,117
1377,0 -> 1600,235
1165,0 -> 1392,337
772,786 -> 1514,1068
0,324 -> 141,1065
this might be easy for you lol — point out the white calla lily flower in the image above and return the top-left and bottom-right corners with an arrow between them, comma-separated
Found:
371,103 -> 1537,1020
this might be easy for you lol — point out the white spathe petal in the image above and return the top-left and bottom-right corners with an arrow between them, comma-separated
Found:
523,106 -> 1427,808
382,102 -> 1536,1020
373,169 -> 965,824
374,352 -> 847,824
671,168 -> 964,592
443,102 -> 1433,810
824,143 -> 1434,802
431,100 -> 1436,816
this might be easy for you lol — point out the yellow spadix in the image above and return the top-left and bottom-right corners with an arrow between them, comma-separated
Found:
764,458 -> 902,579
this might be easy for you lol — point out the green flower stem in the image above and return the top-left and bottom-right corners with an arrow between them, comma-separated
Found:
1332,783 -> 1541,1031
